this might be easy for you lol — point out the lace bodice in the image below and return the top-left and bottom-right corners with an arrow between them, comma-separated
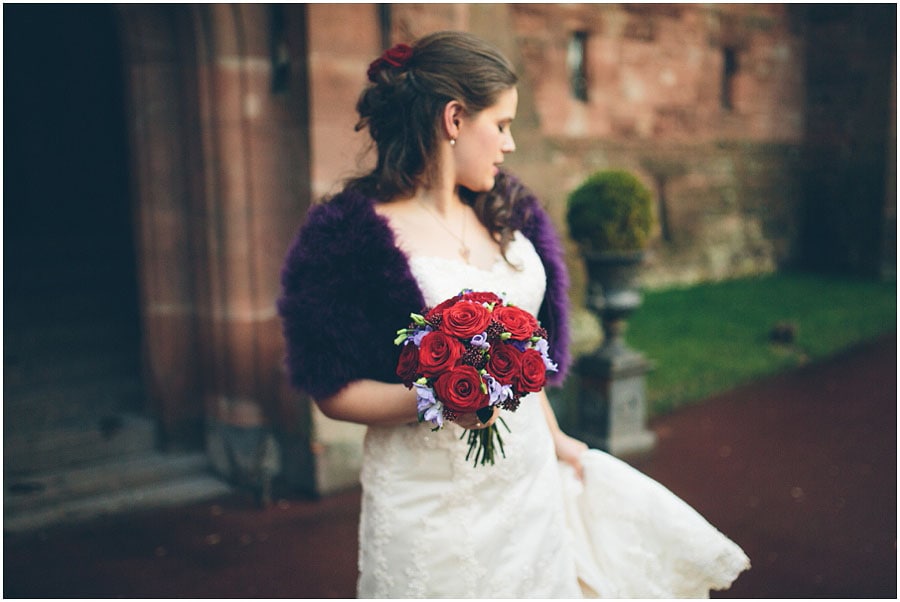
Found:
407,231 -> 547,316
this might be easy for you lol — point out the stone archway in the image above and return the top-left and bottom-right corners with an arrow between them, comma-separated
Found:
117,4 -> 316,496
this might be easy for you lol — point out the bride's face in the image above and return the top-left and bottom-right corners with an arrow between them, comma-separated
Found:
453,87 -> 518,193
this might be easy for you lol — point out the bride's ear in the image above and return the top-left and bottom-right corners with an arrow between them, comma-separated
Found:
442,100 -> 465,141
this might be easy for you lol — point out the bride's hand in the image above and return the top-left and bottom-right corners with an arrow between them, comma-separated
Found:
554,431 -> 588,481
455,406 -> 500,430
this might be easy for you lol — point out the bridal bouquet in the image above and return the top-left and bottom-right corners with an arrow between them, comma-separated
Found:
394,289 -> 558,466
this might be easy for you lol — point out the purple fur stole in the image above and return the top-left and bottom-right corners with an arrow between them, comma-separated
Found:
277,173 -> 571,400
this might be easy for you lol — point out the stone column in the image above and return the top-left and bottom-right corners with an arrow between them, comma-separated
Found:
189,4 -> 315,499
117,5 -> 205,446
119,5 -> 316,498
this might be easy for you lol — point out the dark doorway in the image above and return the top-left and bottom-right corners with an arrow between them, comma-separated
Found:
4,4 -> 147,473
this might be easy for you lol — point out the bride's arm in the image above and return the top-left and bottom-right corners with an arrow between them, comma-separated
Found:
538,390 -> 588,479
316,379 -> 499,431
316,380 -> 419,426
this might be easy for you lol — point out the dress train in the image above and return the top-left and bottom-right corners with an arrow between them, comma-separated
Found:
561,449 -> 751,598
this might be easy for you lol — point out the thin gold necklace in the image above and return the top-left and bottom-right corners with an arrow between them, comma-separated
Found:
417,200 -> 471,264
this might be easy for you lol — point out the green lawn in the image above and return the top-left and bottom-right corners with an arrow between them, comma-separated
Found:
624,272 -> 897,415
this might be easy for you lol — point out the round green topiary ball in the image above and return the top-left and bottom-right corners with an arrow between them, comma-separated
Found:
566,169 -> 654,252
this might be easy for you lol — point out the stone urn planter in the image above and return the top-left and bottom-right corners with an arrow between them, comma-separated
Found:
566,170 -> 656,456
583,249 -> 645,358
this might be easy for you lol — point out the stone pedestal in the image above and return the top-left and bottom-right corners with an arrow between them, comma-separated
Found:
576,250 -> 656,456
577,348 -> 656,456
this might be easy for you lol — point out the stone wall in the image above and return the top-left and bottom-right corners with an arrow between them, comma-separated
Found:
510,4 -> 805,143
306,3 -> 381,200
501,3 -> 807,292
537,140 -> 804,289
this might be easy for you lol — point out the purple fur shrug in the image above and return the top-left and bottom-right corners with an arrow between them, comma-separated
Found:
277,173 -> 571,401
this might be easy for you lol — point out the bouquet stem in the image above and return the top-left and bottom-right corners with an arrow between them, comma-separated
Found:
463,417 -> 510,466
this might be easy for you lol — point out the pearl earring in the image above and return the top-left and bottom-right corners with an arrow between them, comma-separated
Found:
449,138 -> 456,147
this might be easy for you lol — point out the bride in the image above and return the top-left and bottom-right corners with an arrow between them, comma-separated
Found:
278,31 -> 749,598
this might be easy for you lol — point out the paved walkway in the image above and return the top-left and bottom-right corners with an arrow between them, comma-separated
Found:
4,334 -> 896,598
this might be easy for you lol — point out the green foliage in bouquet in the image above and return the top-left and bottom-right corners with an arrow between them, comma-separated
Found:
566,169 -> 655,252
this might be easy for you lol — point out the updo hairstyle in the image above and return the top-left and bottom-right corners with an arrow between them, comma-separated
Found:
348,31 -> 522,252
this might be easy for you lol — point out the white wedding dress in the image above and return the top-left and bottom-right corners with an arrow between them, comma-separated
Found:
357,233 -> 750,598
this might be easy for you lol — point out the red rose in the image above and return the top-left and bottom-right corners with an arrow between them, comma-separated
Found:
417,331 -> 464,377
492,305 -> 539,341
440,301 -> 492,339
462,291 -> 502,306
433,365 -> 489,413
487,343 -> 523,386
518,349 -> 547,393
395,343 -> 420,387
425,294 -> 463,323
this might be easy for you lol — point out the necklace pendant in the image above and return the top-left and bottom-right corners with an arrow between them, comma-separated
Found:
459,246 -> 471,263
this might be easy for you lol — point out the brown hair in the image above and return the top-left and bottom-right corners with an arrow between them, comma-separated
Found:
347,31 -> 520,254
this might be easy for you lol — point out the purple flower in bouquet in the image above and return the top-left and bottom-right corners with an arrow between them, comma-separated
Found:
414,382 -> 443,427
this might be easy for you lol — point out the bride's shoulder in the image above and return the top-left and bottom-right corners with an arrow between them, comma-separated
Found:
287,189 -> 394,266
298,189 -> 388,243
313,187 -> 376,219
372,194 -> 426,218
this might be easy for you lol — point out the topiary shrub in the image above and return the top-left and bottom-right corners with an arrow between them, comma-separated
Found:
566,169 -> 654,252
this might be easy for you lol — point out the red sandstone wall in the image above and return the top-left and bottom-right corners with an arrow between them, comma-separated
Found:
307,4 -> 381,199
512,4 -> 804,143
504,4 -> 806,288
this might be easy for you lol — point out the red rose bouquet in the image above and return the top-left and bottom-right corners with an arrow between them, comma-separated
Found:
394,289 -> 558,466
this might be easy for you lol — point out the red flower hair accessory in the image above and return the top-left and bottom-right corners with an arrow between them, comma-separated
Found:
367,43 -> 414,82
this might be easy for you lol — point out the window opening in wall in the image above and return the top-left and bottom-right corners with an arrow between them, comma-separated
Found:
378,4 -> 392,51
270,4 -> 290,94
722,47 -> 738,111
568,31 -> 589,102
